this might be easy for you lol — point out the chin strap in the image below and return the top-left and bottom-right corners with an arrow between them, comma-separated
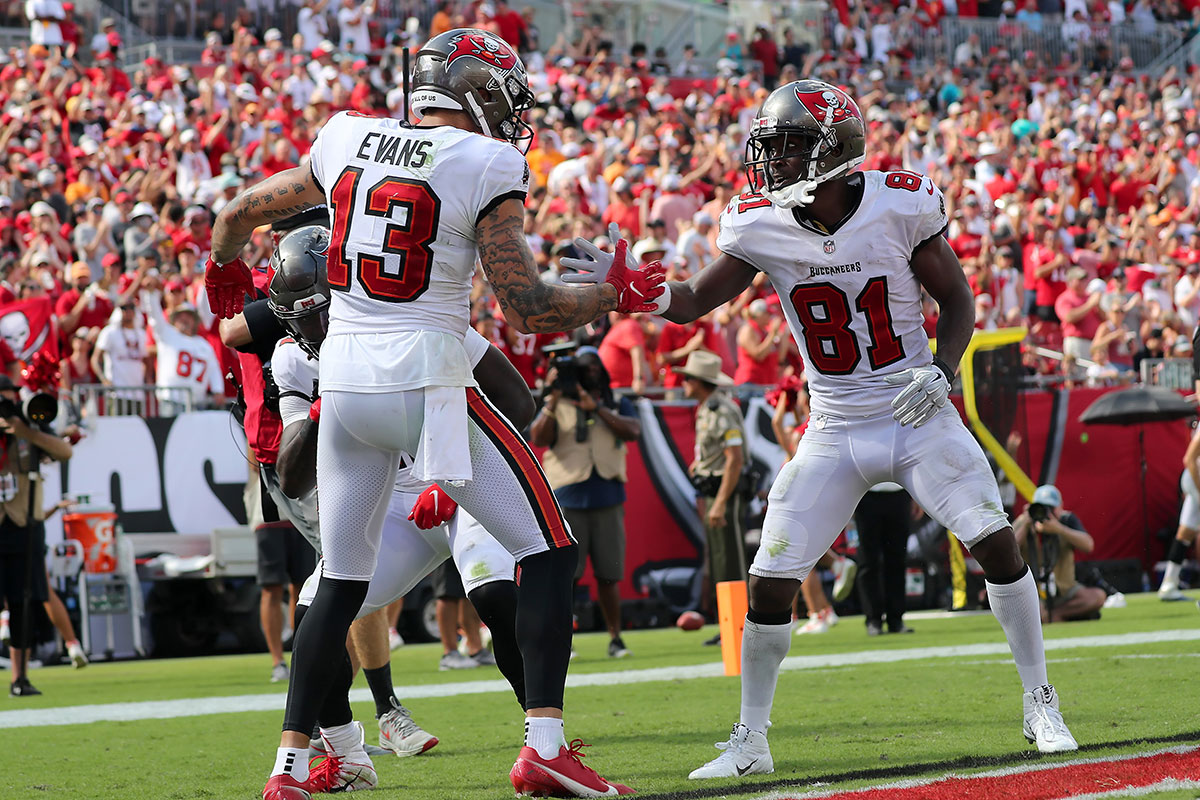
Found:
761,180 -> 817,209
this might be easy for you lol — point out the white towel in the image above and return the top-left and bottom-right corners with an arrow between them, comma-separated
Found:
411,386 -> 473,483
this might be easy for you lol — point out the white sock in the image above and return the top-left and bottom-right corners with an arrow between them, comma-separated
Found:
739,618 -> 792,734
320,721 -> 362,756
986,568 -> 1049,691
1162,561 -> 1182,588
524,717 -> 566,760
272,747 -> 310,782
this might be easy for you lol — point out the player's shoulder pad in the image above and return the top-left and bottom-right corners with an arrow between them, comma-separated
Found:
269,337 -> 314,393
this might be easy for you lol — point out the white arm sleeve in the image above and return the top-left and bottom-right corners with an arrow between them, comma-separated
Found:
279,395 -> 312,429
464,327 -> 491,368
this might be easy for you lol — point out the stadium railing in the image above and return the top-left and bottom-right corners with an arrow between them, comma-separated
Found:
918,16 -> 1189,71
70,384 -> 196,417
1139,358 -> 1194,390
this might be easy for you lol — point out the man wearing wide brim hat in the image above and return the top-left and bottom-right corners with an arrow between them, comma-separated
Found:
679,351 -> 743,643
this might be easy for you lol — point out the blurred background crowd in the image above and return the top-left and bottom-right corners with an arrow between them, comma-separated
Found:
0,0 -> 1196,410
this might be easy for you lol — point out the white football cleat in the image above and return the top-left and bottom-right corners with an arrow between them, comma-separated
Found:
310,722 -> 378,792
67,640 -> 88,669
1158,582 -> 1187,601
378,700 -> 438,757
688,723 -> 774,780
795,613 -> 830,635
831,556 -> 858,602
1023,684 -> 1078,753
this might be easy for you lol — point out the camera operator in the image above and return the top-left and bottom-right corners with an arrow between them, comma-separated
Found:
0,376 -> 72,696
677,351 -> 744,644
530,346 -> 640,659
1013,485 -> 1106,623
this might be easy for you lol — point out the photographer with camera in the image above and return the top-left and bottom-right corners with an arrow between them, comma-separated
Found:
0,376 -> 71,696
530,345 -> 640,659
1013,485 -> 1106,623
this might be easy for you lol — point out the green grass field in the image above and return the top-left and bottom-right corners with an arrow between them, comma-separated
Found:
3,593 -> 1199,799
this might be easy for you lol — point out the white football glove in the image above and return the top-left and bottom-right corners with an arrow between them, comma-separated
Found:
559,222 -> 623,285
884,365 -> 951,428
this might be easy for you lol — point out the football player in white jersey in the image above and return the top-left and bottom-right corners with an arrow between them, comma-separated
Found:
206,28 -> 657,799
260,226 -> 530,790
565,79 -> 1077,779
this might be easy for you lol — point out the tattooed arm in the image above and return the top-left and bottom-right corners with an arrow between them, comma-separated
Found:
477,198 -> 617,334
211,162 -> 326,264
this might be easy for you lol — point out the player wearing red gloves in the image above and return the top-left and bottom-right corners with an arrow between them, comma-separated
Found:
211,29 -> 654,799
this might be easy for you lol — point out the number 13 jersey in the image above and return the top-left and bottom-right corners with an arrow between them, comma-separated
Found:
716,170 -> 948,417
309,111 -> 529,392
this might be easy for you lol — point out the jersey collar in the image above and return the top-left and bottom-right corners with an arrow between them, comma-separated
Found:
788,173 -> 865,236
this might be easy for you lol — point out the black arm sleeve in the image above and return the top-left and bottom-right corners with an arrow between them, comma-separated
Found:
237,297 -> 286,361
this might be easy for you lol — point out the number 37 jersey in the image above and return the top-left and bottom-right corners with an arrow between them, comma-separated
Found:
308,111 -> 529,390
717,170 -> 948,418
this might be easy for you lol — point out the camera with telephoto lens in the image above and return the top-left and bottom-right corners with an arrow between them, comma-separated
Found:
543,341 -> 581,399
1029,503 -> 1052,523
0,393 -> 58,426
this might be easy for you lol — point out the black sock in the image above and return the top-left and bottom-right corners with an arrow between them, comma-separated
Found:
363,664 -> 397,719
469,580 -> 526,708
514,546 -> 576,711
281,575 -> 369,735
1168,538 -> 1190,564
987,563 -> 1029,586
317,646 -> 355,729
747,608 -> 792,626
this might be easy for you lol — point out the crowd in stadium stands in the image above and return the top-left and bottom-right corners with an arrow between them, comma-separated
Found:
0,0 -> 1196,414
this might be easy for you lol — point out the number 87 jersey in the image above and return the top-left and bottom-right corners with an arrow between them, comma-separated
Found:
717,170 -> 948,418
308,111 -> 529,390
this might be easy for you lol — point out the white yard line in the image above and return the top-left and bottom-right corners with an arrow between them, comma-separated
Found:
3,628 -> 1198,729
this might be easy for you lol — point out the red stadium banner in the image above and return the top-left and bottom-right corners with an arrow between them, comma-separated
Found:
0,296 -> 59,364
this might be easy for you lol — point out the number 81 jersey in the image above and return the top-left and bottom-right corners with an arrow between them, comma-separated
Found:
717,170 -> 948,417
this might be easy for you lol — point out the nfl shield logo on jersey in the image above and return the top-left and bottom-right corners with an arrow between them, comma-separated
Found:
823,239 -> 836,254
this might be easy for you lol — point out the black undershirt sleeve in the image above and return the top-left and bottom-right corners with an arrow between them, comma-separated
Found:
238,296 -> 286,362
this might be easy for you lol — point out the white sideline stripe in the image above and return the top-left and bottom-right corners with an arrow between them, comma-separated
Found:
756,745 -> 1199,799
2,628 -> 1198,729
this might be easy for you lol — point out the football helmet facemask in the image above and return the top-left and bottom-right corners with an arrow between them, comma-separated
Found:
267,224 -> 331,360
410,28 -> 535,152
745,80 -> 866,208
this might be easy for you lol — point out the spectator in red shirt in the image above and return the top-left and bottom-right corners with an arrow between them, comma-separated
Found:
492,0 -> 528,50
1054,268 -> 1103,362
748,26 -> 780,89
56,261 -> 114,339
733,300 -> 783,385
657,316 -> 725,389
1033,229 -> 1069,321
598,313 -> 650,395
601,178 -> 642,240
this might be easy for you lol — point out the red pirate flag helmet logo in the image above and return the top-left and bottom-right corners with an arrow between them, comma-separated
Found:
445,31 -> 518,71
794,85 -> 861,127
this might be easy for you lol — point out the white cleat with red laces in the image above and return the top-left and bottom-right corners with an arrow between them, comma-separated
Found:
510,739 -> 635,797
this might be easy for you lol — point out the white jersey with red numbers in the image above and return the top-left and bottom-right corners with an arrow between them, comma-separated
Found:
717,170 -> 948,418
307,111 -> 530,393
141,293 -> 223,406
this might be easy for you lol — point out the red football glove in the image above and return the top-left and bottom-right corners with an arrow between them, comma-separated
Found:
605,240 -> 666,313
408,485 -> 458,530
308,397 -> 322,423
204,256 -> 254,319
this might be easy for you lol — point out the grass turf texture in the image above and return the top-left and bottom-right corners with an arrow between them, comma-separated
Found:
3,593 -> 1198,799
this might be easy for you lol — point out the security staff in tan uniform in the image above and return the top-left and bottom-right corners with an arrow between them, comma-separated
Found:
678,351 -> 745,643
531,347 -> 641,659
0,376 -> 73,696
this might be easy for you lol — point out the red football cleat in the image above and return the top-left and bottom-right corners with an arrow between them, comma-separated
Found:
262,774 -> 311,800
510,739 -> 634,797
